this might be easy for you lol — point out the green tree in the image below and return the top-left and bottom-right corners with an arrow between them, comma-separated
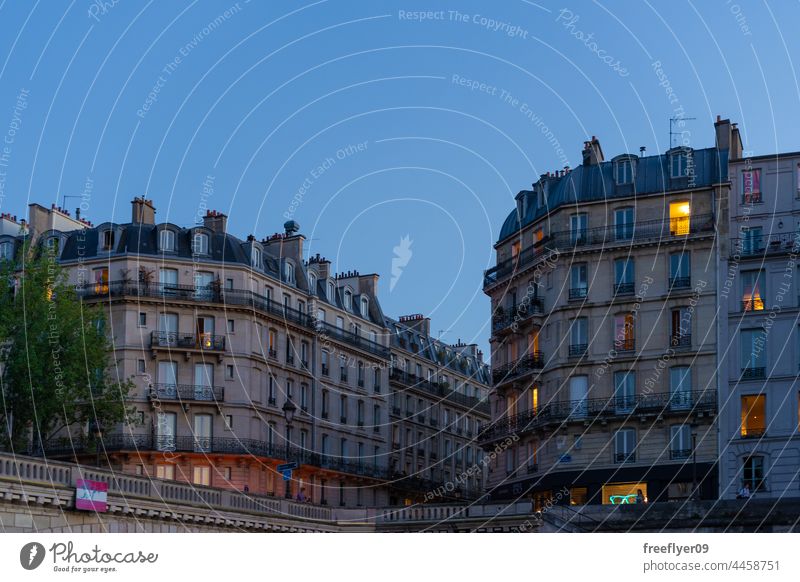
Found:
0,239 -> 134,452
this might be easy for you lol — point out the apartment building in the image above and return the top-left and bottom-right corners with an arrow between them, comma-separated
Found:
15,199 -> 395,508
385,314 -> 491,504
480,122 -> 731,507
719,135 -> 800,499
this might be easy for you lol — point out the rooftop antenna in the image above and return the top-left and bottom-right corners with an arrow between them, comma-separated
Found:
670,116 -> 696,148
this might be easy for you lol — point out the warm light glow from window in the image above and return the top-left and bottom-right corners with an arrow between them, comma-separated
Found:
669,201 -> 691,235
741,395 -> 766,437
531,386 -> 538,412
602,482 -> 648,505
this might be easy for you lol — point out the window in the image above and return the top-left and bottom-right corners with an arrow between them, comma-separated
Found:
283,260 -> 295,284
137,359 -> 146,373
327,281 -> 335,301
225,364 -> 234,380
227,319 -> 235,333
740,226 -> 763,255
670,424 -> 692,460
156,465 -> 175,480
357,361 -> 365,387
344,289 -> 353,310
251,246 -> 262,268
614,371 -> 635,411
357,400 -> 365,426
669,252 -> 690,288
308,272 -> 317,291
741,270 -> 765,311
569,317 -> 588,356
340,395 -> 348,423
614,313 -> 635,352
225,415 -> 233,430
743,456 -> 765,491
0,241 -> 13,260
669,367 -> 691,409
670,307 -> 691,347
138,312 -> 147,326
159,229 -> 175,251
569,376 -> 588,417
742,168 -> 762,204
321,350 -> 329,375
614,257 -> 634,294
614,428 -> 636,463
268,376 -> 276,404
360,296 -> 369,318
373,404 -> 381,431
300,383 -> 308,411
614,207 -> 634,240
192,232 -> 209,255
670,150 -> 688,178
570,213 -> 588,244
373,367 -> 381,392
101,229 -> 115,250
159,267 -> 178,289
741,395 -> 766,437
741,329 -> 766,378
570,263 -> 588,299
193,466 -> 211,486
93,267 -> 109,294
615,159 -> 634,185
669,201 -> 691,235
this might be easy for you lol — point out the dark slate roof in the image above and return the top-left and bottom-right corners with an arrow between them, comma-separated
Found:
498,147 -> 729,243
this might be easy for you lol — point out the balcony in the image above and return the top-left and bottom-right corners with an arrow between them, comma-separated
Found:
149,383 -> 223,403
527,463 -> 539,473
613,282 -> 635,296
731,232 -> 800,259
614,338 -> 635,353
614,452 -> 636,464
741,427 -> 766,439
484,214 -> 714,288
670,449 -> 692,460
315,320 -> 390,359
77,281 -> 315,331
479,389 -> 716,444
741,367 -> 766,380
268,348 -> 277,358
568,344 -> 588,358
389,369 -> 490,414
741,299 -> 765,313
669,276 -> 691,290
491,352 -> 545,385
569,287 -> 588,301
150,331 -> 225,352
670,334 -> 691,349
491,299 -> 545,335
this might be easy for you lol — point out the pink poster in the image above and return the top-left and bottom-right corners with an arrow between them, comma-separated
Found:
75,479 -> 108,512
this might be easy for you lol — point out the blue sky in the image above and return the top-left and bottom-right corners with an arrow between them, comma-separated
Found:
0,0 -> 798,353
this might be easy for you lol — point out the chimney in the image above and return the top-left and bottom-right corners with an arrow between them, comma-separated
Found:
203,209 -> 228,234
398,314 -> 430,337
131,197 -> 156,224
308,253 -> 331,279
714,115 -> 743,160
357,273 -> 379,299
262,221 -> 304,262
581,136 -> 604,166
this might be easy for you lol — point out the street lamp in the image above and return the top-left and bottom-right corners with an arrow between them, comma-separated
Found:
90,420 -> 103,467
282,400 -> 296,499
691,424 -> 698,501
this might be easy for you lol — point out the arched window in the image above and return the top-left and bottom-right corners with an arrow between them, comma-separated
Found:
283,260 -> 295,284
0,241 -> 12,260
252,246 -> 262,268
360,296 -> 369,318
327,281 -> 335,301
308,272 -> 317,292
192,232 -> 209,255
344,288 -> 353,310
159,229 -> 176,251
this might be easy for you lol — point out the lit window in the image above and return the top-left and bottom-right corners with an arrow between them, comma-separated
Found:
614,313 -> 635,351
159,229 -> 175,251
741,394 -> 766,437
669,201 -> 691,235
192,466 -> 211,486
742,169 -> 762,204
156,465 -> 175,480
93,267 -> 109,294
741,271 -> 764,311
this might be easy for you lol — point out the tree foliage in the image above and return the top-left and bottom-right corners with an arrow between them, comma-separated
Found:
0,240 -> 134,451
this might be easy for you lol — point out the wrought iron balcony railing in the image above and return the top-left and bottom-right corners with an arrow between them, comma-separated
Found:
741,367 -> 766,380
569,287 -> 588,300
315,320 -> 390,359
614,338 -> 635,353
614,452 -> 636,464
491,299 -> 545,335
484,214 -> 714,287
670,448 -> 692,460
669,276 -> 691,289
37,433 -> 393,480
491,352 -> 545,385
613,282 -> 635,295
148,383 -> 224,402
731,232 -> 800,258
389,369 -> 490,414
568,344 -> 588,358
670,334 -> 692,349
150,331 -> 225,351
478,389 -> 716,444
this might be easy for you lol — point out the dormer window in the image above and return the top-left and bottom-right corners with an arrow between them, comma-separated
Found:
159,229 -> 175,252
327,281 -> 335,301
670,149 -> 691,178
252,246 -> 262,268
283,260 -> 295,284
101,229 -> 115,251
308,272 -> 317,292
360,296 -> 369,318
192,232 -> 209,255
344,289 -> 353,310
45,237 -> 60,256
615,159 -> 634,184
